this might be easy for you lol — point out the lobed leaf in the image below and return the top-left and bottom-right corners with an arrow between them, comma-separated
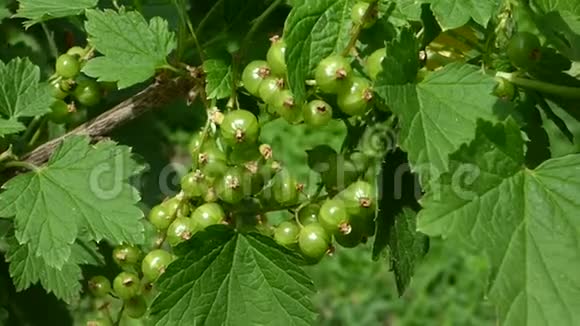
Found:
423,0 -> 499,30
0,136 -> 144,268
14,0 -> 98,28
418,119 -> 580,326
375,30 -> 505,182
203,59 -> 232,100
150,226 -> 317,326
6,238 -> 103,303
0,58 -> 52,136
284,0 -> 353,103
83,10 -> 176,89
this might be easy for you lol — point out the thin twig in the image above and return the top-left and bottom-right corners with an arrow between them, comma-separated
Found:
22,76 -> 197,166
341,2 -> 379,56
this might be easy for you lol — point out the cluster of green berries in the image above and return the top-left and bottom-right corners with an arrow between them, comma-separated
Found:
241,28 -> 386,127
274,179 -> 376,262
48,46 -> 106,127
86,243 -> 171,321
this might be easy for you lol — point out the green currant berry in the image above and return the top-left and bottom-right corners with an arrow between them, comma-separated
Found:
50,80 -> 68,99
320,155 -> 359,193
315,55 -> 353,93
74,79 -> 101,107
188,132 -> 219,156
337,77 -> 373,116
49,100 -> 70,124
334,226 -> 363,248
493,77 -> 516,100
88,275 -> 111,297
242,60 -> 271,96
148,204 -> 173,230
124,296 -> 147,319
66,46 -> 87,58
142,249 -> 173,281
298,204 -> 320,225
162,197 -> 190,218
303,100 -> 332,127
66,107 -> 88,128
216,166 -> 246,204
352,1 -> 378,29
266,36 -> 287,76
55,54 -> 80,78
113,244 -> 142,270
274,221 -> 300,247
243,161 -> 266,195
220,109 -> 260,146
298,223 -> 331,261
192,203 -> 225,228
272,170 -> 299,206
113,272 -> 140,300
258,77 -> 285,104
319,198 -> 350,234
181,170 -> 208,198
273,90 -> 302,124
167,217 -> 198,247
365,47 -> 386,80
507,32 -> 542,69
340,180 -> 375,218
140,277 -> 155,298
198,147 -> 228,180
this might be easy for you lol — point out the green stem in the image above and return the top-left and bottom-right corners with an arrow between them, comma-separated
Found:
0,148 -> 16,163
2,161 -> 39,172
21,117 -> 43,144
41,23 -> 58,59
197,0 -> 225,33
174,0 -> 204,62
160,64 -> 181,73
240,0 -> 283,59
28,117 -> 47,148
342,1 -> 380,56
496,72 -> 580,99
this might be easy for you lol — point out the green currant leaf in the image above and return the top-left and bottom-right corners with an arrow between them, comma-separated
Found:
0,136 -> 144,268
422,0 -> 499,30
394,0 -> 422,21
14,0 -> 98,28
285,0 -> 352,103
203,58 -> 232,100
388,208 -> 427,295
528,1 -> 580,61
0,119 -> 25,136
0,58 -> 52,136
378,28 -> 420,84
150,226 -> 316,326
82,9 -> 176,89
418,119 -> 580,326
6,237 -> 104,303
375,30 -> 504,182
